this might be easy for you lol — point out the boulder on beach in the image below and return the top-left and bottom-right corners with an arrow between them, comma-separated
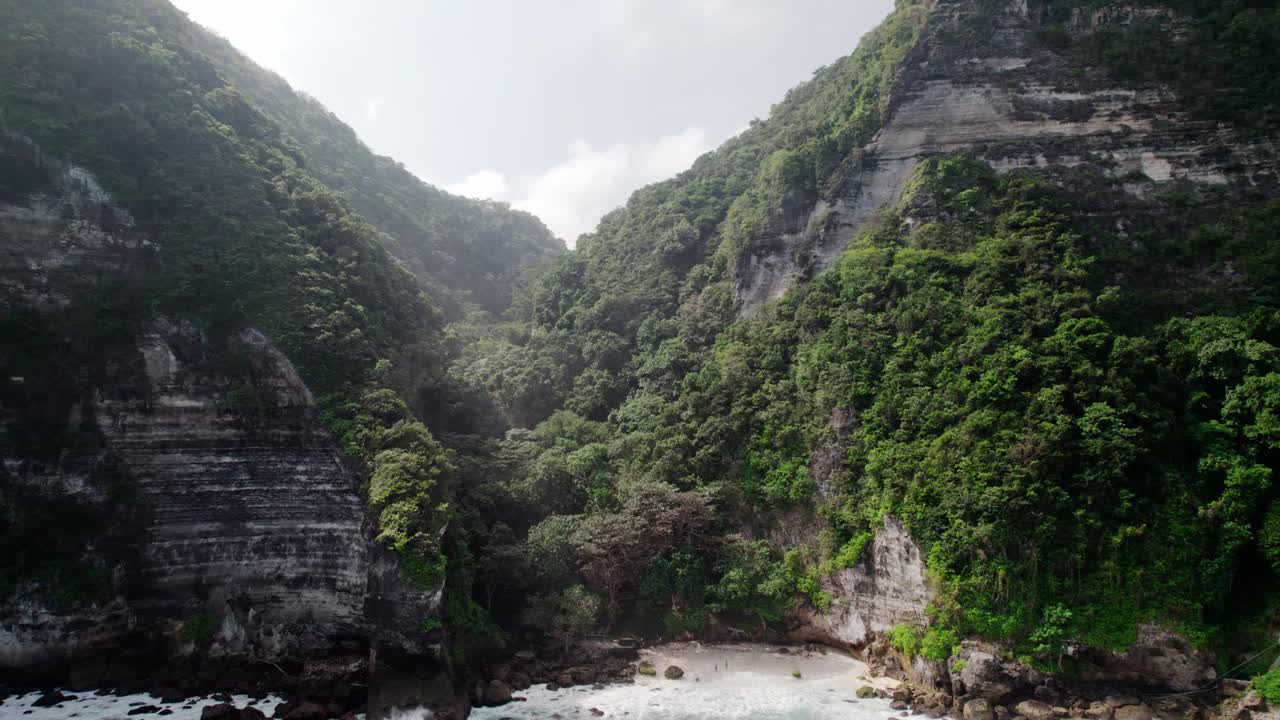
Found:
1015,699 -> 1057,720
964,698 -> 994,720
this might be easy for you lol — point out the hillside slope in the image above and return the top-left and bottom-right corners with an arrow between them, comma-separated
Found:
461,0 -> 1280,693
0,0 -> 552,713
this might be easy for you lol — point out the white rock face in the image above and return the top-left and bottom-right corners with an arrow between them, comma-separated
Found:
791,517 -> 931,647
736,0 -> 1275,314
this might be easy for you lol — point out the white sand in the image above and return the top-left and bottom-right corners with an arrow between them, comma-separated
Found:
470,642 -> 904,720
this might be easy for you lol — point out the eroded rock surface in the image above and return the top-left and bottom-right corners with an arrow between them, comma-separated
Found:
736,0 -> 1275,314
789,517 -> 931,647
0,133 -> 445,712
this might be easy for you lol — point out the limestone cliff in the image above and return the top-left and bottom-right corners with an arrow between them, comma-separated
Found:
736,0 -> 1274,313
788,517 -> 932,648
0,132 -> 446,714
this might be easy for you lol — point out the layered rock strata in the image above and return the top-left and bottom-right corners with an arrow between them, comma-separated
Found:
0,132 -> 446,715
737,0 -> 1276,313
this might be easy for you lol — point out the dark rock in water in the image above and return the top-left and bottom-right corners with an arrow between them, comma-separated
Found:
546,682 -> 560,692
33,691 -> 71,707
128,705 -> 162,715
663,665 -> 684,680
284,701 -> 328,720
510,672 -> 532,690
201,704 -> 241,720
200,705 -> 270,720
590,709 -> 605,717
159,688 -> 186,703
480,679 -> 514,706
857,686 -> 877,699
892,700 -> 910,711
158,711 -> 173,716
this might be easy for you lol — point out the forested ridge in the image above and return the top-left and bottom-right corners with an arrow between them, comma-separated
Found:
441,0 -> 1280,690
0,0 -> 558,606
2,0 -> 1280,701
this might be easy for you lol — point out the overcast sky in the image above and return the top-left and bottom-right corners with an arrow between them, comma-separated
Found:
170,0 -> 895,245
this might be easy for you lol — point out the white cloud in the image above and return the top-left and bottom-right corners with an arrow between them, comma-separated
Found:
643,126 -> 710,177
447,169 -> 511,201
170,0 -> 300,81
363,97 -> 385,121
440,126 -> 716,246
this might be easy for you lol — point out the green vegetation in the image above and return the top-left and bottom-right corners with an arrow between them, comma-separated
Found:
889,624 -> 924,660
181,612 -> 221,644
0,0 -> 555,628
522,584 -> 601,657
1255,669 -> 1280,704
1035,0 -> 1280,129
3,0 -> 1279,684
438,0 -> 1280,669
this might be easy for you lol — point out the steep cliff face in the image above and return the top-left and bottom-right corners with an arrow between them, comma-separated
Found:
0,132 -> 148,306
736,0 -> 1273,313
0,134 -> 447,711
788,517 -> 932,648
99,321 -> 371,652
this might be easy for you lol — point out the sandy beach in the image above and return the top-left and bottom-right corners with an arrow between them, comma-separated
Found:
470,641 -> 904,720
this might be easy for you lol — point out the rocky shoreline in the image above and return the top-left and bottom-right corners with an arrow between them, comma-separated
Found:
1,634 -> 1271,720
859,637 -> 1271,720
0,652 -> 369,720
